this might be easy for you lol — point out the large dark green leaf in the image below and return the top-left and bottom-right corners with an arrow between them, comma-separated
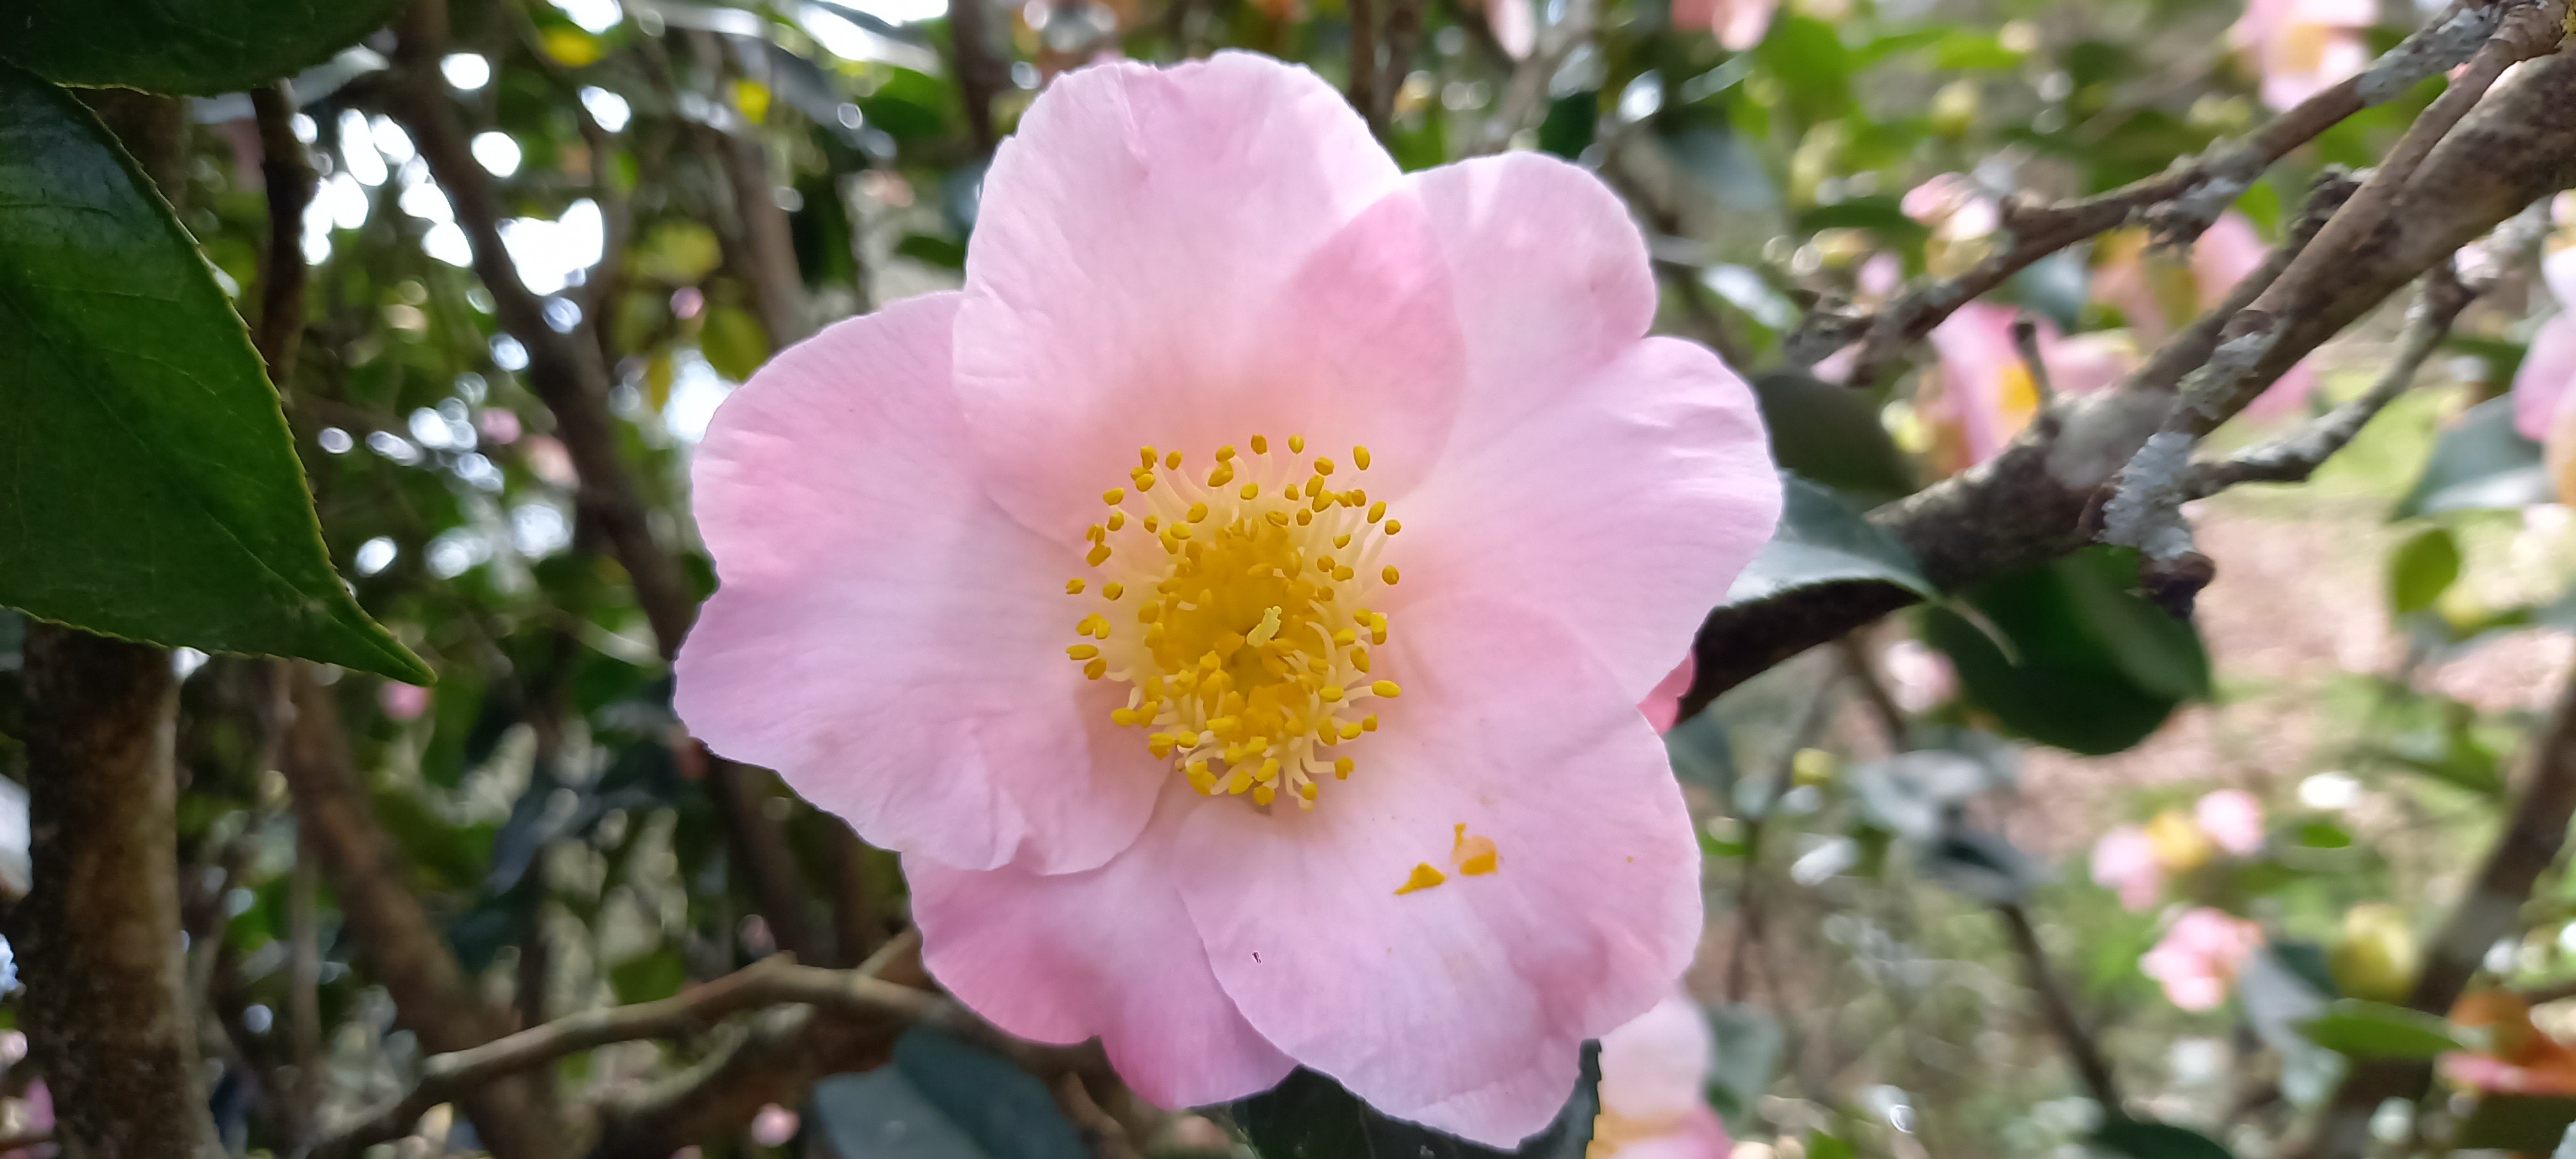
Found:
1233,1045 -> 1599,1159
1749,372 -> 1917,504
2092,1119 -> 2235,1159
2454,1094 -> 2576,1153
2393,396 -> 2551,518
1724,473 -> 1935,606
0,66 -> 428,682
810,1026 -> 1088,1159
1,0 -> 406,95
1919,548 -> 2210,755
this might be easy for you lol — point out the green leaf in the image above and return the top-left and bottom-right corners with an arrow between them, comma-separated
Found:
1537,90 -> 1598,159
2454,1094 -> 2576,1153
0,64 -> 428,683
1234,1046 -> 1599,1159
1754,15 -> 1853,121
1929,30 -> 2025,70
1723,473 -> 1935,606
1,0 -> 405,95
699,305 -> 772,382
1920,548 -> 2210,755
2388,526 -> 2462,616
1749,372 -> 1917,505
2092,1119 -> 2235,1159
2394,396 -> 2552,518
810,1026 -> 1088,1159
1701,1004 -> 1781,1126
2295,999 -> 2463,1059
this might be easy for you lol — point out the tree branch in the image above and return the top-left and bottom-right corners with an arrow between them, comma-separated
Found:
1685,45 -> 2576,710
250,81 -> 317,383
1998,901 -> 2122,1111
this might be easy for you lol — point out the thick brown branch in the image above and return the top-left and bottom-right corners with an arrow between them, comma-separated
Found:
251,82 -> 317,383
14,624 -> 219,1159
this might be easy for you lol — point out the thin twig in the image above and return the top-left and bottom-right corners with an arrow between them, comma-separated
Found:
2010,312 -> 2056,408
1348,0 -> 1383,137
249,81 -> 317,384
1999,901 -> 2123,1111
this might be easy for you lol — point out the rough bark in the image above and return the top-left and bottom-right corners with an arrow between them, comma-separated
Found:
15,623 -> 220,1159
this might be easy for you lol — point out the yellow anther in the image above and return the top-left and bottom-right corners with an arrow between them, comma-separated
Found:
1164,449 -> 1182,469
1144,514 -> 1161,532
1084,658 -> 1108,680
1381,565 -> 1401,585
1206,464 -> 1233,487
1068,643 -> 1100,660
1170,523 -> 1192,541
1332,628 -> 1357,646
1103,581 -> 1125,600
1226,769 -> 1255,795
1066,578 -> 1086,594
1334,533 -> 1352,549
1453,824 -> 1500,876
1361,713 -> 1379,731
1217,445 -> 1237,461
1103,487 -> 1126,505
1289,433 -> 1305,453
1350,647 -> 1370,672
1253,783 -> 1276,806
1107,512 -> 1126,531
1148,734 -> 1177,758
1368,501 -> 1386,524
1187,501 -> 1210,523
1395,862 -> 1444,894
1240,482 -> 1261,500
1372,680 -> 1401,698
1333,565 -> 1355,582
1188,762 -> 1216,794
1320,685 -> 1346,702
1086,523 -> 1105,543
1250,433 -> 1269,454
1140,446 -> 1158,467
1135,471 -> 1157,491
1246,605 -> 1283,646
1383,519 -> 1401,534
1340,720 -> 1365,740
1086,543 -> 1112,567
1110,706 -> 1139,726
1313,457 -> 1336,476
1258,757 -> 1280,782
1353,445 -> 1371,470
1265,509 -> 1290,527
1334,756 -> 1357,778
1309,491 -> 1332,513
1295,509 -> 1313,526
1300,781 -> 1318,801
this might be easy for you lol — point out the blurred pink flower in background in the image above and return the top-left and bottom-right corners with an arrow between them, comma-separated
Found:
1482,0 -> 1534,58
477,407 -> 522,445
1921,303 -> 2136,473
1591,992 -> 1733,1159
2229,0 -> 2374,110
2140,908 -> 2264,1010
379,681 -> 432,722
523,434 -> 578,487
1901,172 -> 2000,247
749,1104 -> 800,1147
674,53 -> 1781,1145
2090,790 -> 2266,910
1,1081 -> 50,1159
1880,639 -> 1956,711
2092,213 -> 2318,417
2512,244 -> 2576,505
1671,0 -> 1776,51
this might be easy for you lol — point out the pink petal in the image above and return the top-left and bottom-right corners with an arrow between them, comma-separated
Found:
1173,594 -> 1701,1146
1926,302 -> 2032,465
2544,247 -> 2576,311
909,782 -> 1297,1108
1640,657 -> 1696,734
2192,212 -> 2268,301
2240,356 -> 2320,420
2047,331 -> 2139,397
676,294 -> 1162,874
1716,0 -> 1776,50
1396,337 -> 1779,702
2195,789 -> 2266,856
379,681 -> 432,722
1609,1110 -> 1734,1159
954,54 -> 1462,535
1409,153 -> 1657,453
2513,317 -> 2576,442
1597,992 -> 1714,1124
2090,825 -> 2163,911
1486,0 -> 1533,58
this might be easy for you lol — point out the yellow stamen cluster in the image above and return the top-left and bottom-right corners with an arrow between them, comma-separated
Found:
1065,436 -> 1403,811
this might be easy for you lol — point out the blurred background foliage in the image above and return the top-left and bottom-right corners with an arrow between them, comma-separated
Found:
6,0 -> 2576,1154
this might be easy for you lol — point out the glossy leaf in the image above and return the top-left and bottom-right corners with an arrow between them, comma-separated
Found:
0,64 -> 428,682
1,0 -> 405,94
1920,547 -> 2210,755
1750,372 -> 1918,505
810,1026 -> 1088,1159
2387,526 -> 2461,616
1724,473 -> 1935,606
2094,1119 -> 2235,1159
1233,1046 -> 1599,1159
2393,396 -> 2551,518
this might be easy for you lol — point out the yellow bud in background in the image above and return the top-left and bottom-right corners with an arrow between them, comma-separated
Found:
1791,748 -> 1838,787
2330,903 -> 2421,1004
1930,80 -> 1979,139
2146,808 -> 2216,874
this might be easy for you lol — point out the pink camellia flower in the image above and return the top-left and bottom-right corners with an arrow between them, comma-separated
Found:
1671,0 -> 1776,51
674,54 -> 1781,1145
2139,907 -> 2265,1011
2193,789 -> 2265,856
2091,213 -> 2318,417
1590,991 -> 1734,1159
748,1104 -> 800,1147
1921,302 -> 2137,474
379,681 -> 432,722
1481,0 -> 1535,59
2229,0 -> 2374,111
2512,245 -> 2576,505
2090,824 -> 2164,911
1640,657 -> 1696,735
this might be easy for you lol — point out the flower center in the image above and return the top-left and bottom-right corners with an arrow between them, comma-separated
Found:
1064,433 -> 1403,811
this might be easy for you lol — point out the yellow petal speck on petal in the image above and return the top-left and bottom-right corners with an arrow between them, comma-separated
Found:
1394,862 -> 1446,895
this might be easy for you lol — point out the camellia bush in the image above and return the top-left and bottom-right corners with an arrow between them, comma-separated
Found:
12,0 -> 2576,1154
